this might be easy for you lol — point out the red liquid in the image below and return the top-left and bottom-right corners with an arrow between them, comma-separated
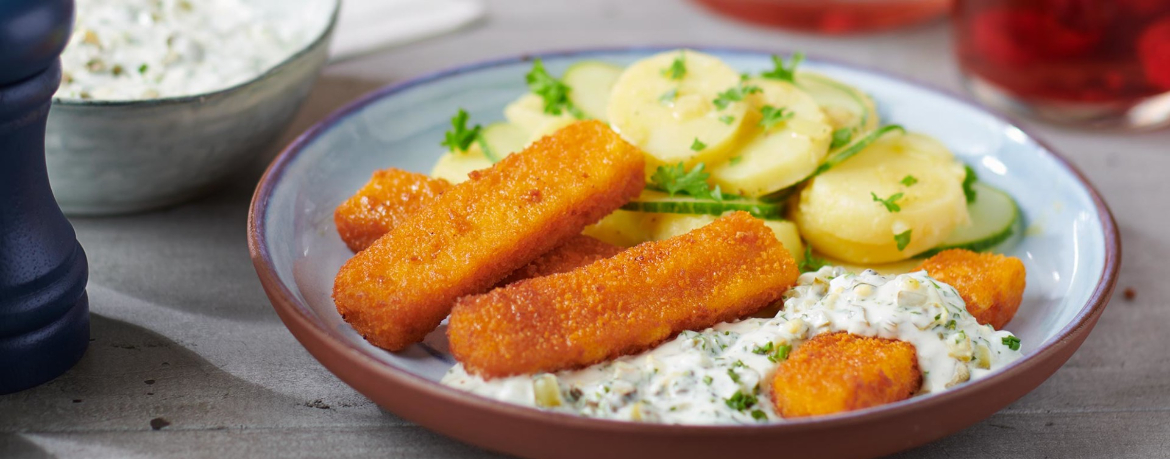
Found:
955,0 -> 1170,104
695,0 -> 950,34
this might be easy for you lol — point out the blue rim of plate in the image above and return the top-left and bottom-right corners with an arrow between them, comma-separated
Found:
249,45 -> 1121,432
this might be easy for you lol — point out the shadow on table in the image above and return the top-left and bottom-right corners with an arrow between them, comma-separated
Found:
0,314 -> 508,458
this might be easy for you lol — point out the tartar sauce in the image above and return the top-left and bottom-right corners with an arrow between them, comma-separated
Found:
57,0 -> 307,100
442,267 -> 1023,424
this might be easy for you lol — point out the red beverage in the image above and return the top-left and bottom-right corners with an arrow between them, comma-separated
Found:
695,0 -> 950,34
954,0 -> 1170,129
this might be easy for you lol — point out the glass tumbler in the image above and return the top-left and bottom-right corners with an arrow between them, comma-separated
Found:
954,0 -> 1170,129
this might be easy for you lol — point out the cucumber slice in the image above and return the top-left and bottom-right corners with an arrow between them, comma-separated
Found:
563,61 -> 624,122
918,182 -> 1020,258
621,190 -> 785,220
796,72 -> 879,138
478,122 -> 528,163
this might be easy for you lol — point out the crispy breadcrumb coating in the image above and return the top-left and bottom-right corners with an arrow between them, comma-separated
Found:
333,121 -> 645,351
498,234 -> 624,285
334,169 -> 451,252
915,249 -> 1026,329
447,212 -> 799,378
772,332 -> 921,418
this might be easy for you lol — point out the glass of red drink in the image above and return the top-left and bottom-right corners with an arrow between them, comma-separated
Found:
695,0 -> 950,34
954,0 -> 1170,129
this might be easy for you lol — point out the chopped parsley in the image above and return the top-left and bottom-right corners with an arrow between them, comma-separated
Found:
650,162 -> 722,201
945,319 -> 957,330
439,108 -> 482,153
664,51 -> 686,80
751,410 -> 768,421
798,245 -> 827,273
758,105 -> 794,130
760,52 -> 804,83
691,138 -> 707,151
729,156 -> 743,165
871,192 -> 904,213
703,375 -> 713,385
525,58 -> 583,118
727,368 -> 741,383
894,229 -> 912,251
769,344 -> 792,363
962,165 -> 978,203
901,175 -> 919,187
1002,335 -> 1021,351
138,64 -> 149,74
829,127 -> 852,150
718,114 -> 736,125
713,84 -> 761,110
752,342 -> 774,355
724,390 -> 758,411
659,88 -> 678,105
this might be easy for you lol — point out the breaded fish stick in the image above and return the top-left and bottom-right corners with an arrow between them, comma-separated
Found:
772,332 -> 921,418
334,169 -> 451,252
334,170 -> 623,283
448,212 -> 800,378
333,121 -> 645,351
915,249 -> 1026,329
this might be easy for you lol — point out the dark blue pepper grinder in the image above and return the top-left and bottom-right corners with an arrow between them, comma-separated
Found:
0,0 -> 90,394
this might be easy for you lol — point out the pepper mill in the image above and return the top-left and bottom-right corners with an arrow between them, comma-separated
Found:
0,0 -> 90,394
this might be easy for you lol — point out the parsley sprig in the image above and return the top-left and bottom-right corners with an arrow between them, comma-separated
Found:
761,52 -> 804,83
798,245 -> 827,273
664,51 -> 686,80
725,390 -> 758,411
894,229 -> 912,251
440,109 -> 482,153
871,192 -> 904,213
713,84 -> 762,110
526,58 -> 584,119
962,165 -> 978,203
758,105 -> 794,130
650,162 -> 723,201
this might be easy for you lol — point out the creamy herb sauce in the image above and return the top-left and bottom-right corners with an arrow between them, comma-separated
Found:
442,267 -> 1023,424
57,0 -> 306,100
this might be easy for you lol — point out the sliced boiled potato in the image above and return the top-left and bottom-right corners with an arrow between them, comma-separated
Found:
429,122 -> 527,182
709,78 -> 832,197
430,149 -> 492,183
582,210 -> 653,247
564,61 -> 624,122
794,131 -> 969,264
504,93 -> 574,138
796,72 -> 879,136
607,49 -> 749,174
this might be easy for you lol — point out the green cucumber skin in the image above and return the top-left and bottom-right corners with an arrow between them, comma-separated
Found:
621,200 -> 786,220
916,211 -> 1019,258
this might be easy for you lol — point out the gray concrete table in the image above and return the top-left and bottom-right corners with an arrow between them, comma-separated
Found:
3,1 -> 1168,457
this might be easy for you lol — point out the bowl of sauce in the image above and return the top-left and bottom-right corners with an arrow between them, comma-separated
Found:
46,0 -> 339,215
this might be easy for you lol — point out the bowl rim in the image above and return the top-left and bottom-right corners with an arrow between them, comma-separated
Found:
52,0 -> 341,107
247,45 -> 1121,436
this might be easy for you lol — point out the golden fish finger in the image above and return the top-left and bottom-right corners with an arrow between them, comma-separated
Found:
771,332 -> 921,418
448,211 -> 800,378
915,249 -> 1026,329
333,120 -> 645,351
334,169 -> 451,252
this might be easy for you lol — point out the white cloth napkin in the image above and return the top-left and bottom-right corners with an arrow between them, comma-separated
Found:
329,0 -> 485,61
